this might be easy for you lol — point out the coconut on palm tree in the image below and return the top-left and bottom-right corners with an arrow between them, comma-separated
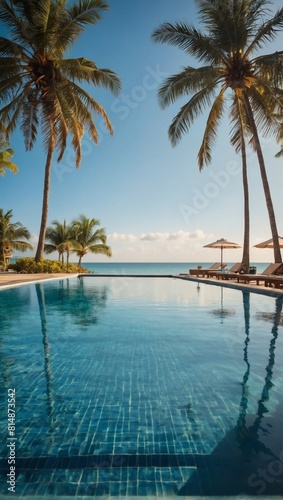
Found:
152,0 -> 283,264
0,0 -> 121,261
71,215 -> 112,269
0,209 -> 33,270
44,219 -> 74,266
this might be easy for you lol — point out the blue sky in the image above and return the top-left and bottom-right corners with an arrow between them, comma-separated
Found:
1,0 -> 283,263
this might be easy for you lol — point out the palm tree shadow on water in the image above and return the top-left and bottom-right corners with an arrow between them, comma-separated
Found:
178,292 -> 283,496
35,284 -> 56,432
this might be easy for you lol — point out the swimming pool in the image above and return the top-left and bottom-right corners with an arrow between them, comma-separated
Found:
0,276 -> 283,497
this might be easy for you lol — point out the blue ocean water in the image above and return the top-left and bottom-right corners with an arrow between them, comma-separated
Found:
80,261 -> 268,275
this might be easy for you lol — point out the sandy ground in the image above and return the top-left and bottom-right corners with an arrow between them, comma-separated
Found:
0,272 -> 78,289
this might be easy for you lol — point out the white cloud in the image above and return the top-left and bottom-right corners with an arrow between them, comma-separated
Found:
140,232 -> 169,241
108,232 -> 138,242
110,229 -> 208,242
89,229 -> 226,262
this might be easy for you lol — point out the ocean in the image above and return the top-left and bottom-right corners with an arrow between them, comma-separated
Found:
79,262 -> 268,275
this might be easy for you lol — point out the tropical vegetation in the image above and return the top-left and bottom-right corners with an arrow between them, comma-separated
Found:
0,139 -> 18,176
152,0 -> 283,267
0,0 -> 121,262
9,257 -> 86,274
44,215 -> 111,270
0,209 -> 33,270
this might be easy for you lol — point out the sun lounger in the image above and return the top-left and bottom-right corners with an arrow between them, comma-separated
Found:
263,276 -> 283,288
230,263 -> 283,285
207,262 -> 242,278
189,262 -> 222,277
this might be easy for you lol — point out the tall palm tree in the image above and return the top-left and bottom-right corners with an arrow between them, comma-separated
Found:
44,219 -> 74,265
0,208 -> 33,269
71,214 -> 112,268
152,0 -> 283,264
0,0 -> 121,261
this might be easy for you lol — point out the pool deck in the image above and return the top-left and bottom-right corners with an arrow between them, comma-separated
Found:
1,271 -> 283,297
175,274 -> 283,296
0,272 -> 78,289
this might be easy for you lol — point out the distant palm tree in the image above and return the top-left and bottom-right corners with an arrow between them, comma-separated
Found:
152,0 -> 283,264
44,219 -> 73,266
71,215 -> 112,268
0,0 -> 121,261
0,209 -> 33,270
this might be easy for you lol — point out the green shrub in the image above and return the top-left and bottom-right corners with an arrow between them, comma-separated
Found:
8,258 -> 87,274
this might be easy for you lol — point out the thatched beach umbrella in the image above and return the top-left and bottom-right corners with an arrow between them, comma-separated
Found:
254,237 -> 283,251
203,237 -> 241,267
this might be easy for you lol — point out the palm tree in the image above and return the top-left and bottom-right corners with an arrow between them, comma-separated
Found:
152,0 -> 283,264
0,208 -> 33,269
0,0 -> 121,262
71,214 -> 112,268
44,219 -> 74,266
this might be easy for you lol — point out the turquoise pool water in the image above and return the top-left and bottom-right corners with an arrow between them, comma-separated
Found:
0,276 -> 283,497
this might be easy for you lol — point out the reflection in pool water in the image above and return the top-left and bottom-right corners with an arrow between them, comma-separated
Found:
0,277 -> 283,497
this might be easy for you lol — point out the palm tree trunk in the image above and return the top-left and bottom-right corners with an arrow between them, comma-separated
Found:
35,137 -> 55,262
240,133 -> 250,273
1,244 -> 6,271
78,254 -> 82,269
243,92 -> 282,264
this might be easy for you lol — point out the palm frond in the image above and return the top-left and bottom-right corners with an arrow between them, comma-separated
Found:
246,7 -> 283,56
70,80 -> 113,136
168,81 -> 219,146
20,98 -> 39,150
0,92 -> 26,137
198,87 -> 225,169
254,50 -> 283,88
10,240 -> 33,252
0,36 -> 27,58
44,243 -> 58,254
152,22 -> 222,64
0,71 -> 27,104
88,243 -> 112,256
0,1 -> 36,53
50,0 -> 109,55
158,65 -> 220,109
0,163 -> 18,175
247,80 -> 283,137
196,0 -> 250,52
59,58 -> 121,95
